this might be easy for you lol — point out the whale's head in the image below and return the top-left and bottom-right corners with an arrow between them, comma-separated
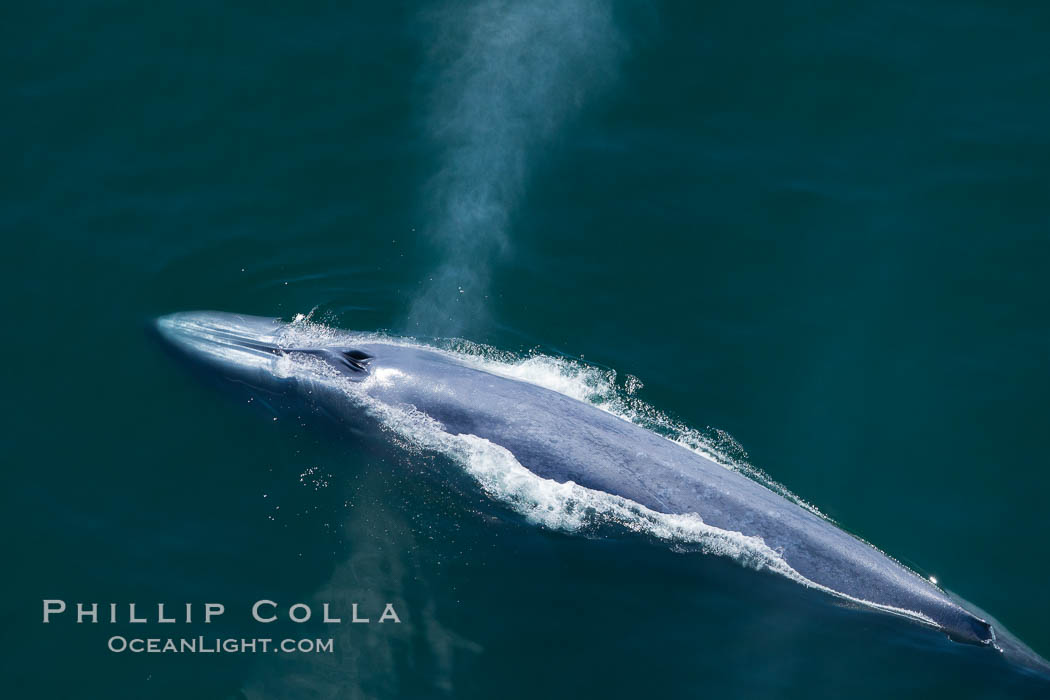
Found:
154,311 -> 374,392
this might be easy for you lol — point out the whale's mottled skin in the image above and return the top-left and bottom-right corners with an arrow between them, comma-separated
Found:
155,310 -> 1048,676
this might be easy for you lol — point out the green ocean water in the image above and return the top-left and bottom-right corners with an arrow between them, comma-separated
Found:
4,1 -> 1049,698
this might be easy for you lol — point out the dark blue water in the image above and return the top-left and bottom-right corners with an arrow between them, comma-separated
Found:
4,1 -> 1049,697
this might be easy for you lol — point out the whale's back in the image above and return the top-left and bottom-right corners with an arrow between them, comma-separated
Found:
359,343 -> 994,647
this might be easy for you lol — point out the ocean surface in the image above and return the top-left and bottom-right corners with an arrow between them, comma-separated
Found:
4,1 -> 1049,698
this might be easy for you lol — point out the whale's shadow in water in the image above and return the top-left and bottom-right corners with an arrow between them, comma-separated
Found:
236,441 -> 1048,700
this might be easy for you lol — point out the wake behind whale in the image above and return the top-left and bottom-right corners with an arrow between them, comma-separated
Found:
155,310 -> 1050,679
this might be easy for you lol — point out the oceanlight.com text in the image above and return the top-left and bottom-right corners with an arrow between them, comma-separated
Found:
107,636 -> 334,654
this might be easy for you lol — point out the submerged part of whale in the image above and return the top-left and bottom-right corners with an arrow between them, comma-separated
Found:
154,310 -> 1049,677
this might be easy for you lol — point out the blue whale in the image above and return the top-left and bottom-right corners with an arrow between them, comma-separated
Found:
155,310 -> 1049,677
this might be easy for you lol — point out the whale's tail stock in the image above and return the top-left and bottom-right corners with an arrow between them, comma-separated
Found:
945,590 -> 1050,680
991,621 -> 1050,680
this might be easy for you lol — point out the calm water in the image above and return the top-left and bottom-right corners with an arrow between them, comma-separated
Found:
4,1 -> 1050,698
